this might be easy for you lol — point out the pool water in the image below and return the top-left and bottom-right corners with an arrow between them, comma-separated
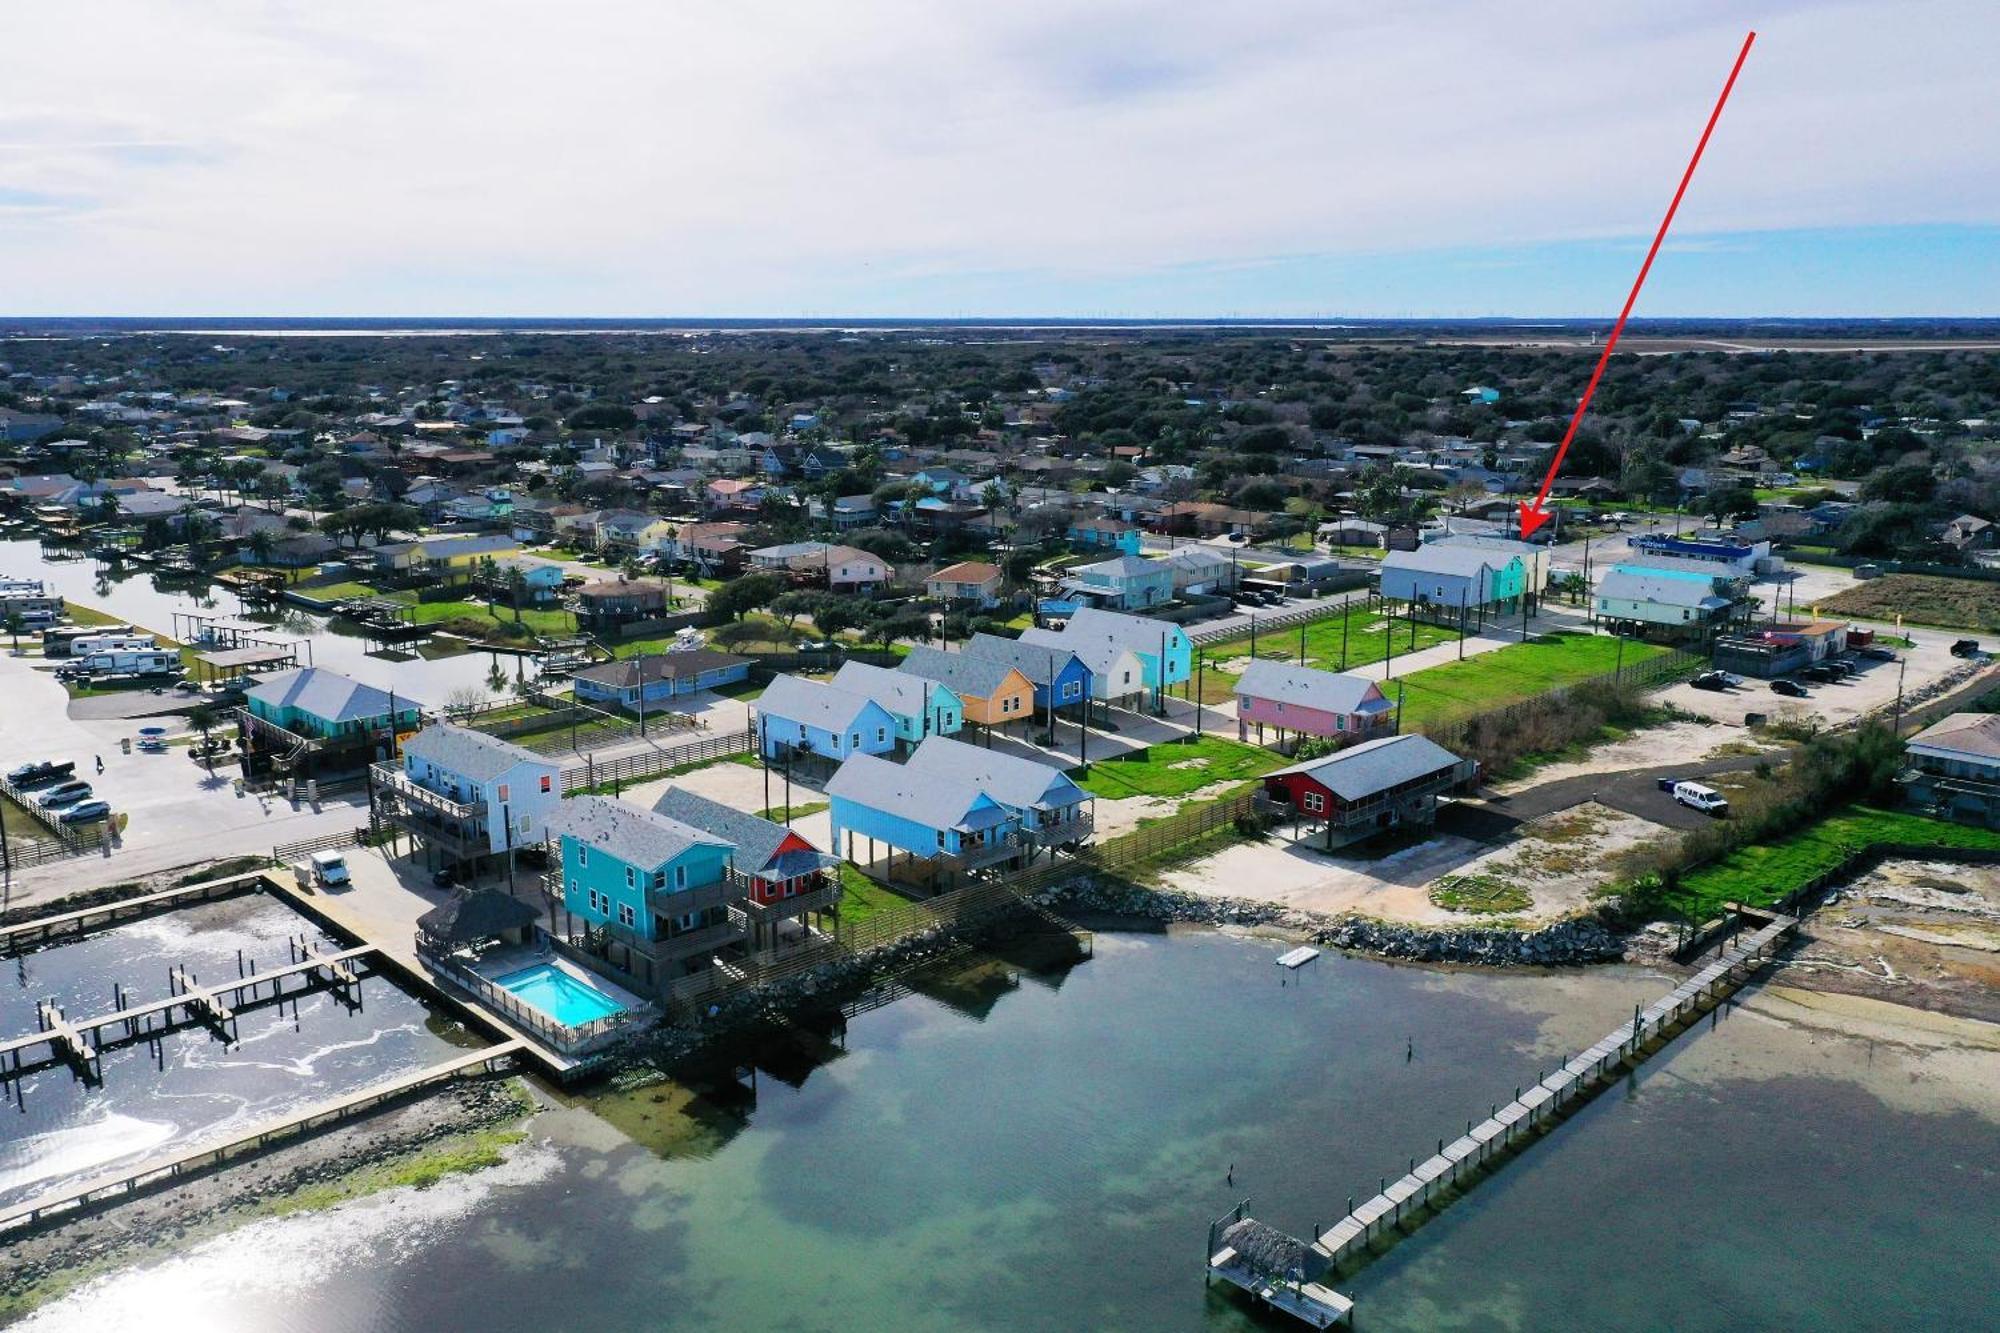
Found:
493,963 -> 625,1026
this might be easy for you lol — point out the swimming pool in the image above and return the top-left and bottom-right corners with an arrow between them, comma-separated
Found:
492,963 -> 626,1027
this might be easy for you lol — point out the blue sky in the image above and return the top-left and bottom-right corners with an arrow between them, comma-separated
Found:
2,2 -> 1996,317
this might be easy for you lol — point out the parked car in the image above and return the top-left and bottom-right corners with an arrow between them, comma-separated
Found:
1951,639 -> 1981,658
59,800 -> 111,824
1672,781 -> 1730,816
12,760 -> 77,788
7,760 -> 56,785
1801,664 -> 1840,683
1771,679 -> 1810,698
1690,671 -> 1732,692
1656,776 -> 1682,792
36,781 -> 93,809
1857,644 -> 1899,662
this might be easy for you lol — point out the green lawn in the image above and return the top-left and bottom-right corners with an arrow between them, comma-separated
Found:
1070,733 -> 1282,801
835,864 -> 917,927
756,800 -> 829,822
1394,632 -> 1671,729
1202,601 -> 1461,676
1672,805 -> 2000,919
304,579 -> 382,602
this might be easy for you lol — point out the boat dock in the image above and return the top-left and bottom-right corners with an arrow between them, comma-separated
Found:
0,1039 -> 525,1236
0,869 -> 269,952
1,940 -> 379,1083
1207,908 -> 1799,1326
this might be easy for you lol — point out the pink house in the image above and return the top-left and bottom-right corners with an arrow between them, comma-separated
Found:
1235,659 -> 1395,746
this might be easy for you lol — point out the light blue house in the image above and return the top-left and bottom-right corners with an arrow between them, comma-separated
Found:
548,795 -> 742,975
831,660 -> 962,743
1067,516 -> 1143,554
487,554 -> 566,604
753,674 -> 898,762
827,736 -> 1095,887
244,667 -> 422,742
1061,554 -> 1173,611
1380,542 -> 1531,613
382,724 -> 563,863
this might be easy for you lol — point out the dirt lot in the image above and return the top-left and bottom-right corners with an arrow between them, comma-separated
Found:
1781,858 -> 2000,1024
1487,717 -> 1781,794
1654,634 -> 1978,728
1158,801 -> 1668,927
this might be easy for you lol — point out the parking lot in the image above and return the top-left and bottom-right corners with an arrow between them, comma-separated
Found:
1654,631 -> 1974,728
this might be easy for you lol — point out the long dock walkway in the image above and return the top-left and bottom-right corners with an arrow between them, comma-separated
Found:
0,869 -> 268,952
1209,909 -> 1798,1326
0,1039 -> 525,1235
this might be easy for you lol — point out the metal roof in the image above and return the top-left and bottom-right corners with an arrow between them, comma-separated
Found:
898,645 -> 1024,700
1235,659 -> 1390,714
960,633 -> 1084,686
1058,607 -> 1189,653
1268,733 -> 1465,802
826,751 -> 1005,832
245,667 -> 410,723
401,723 -> 554,782
651,787 -> 832,877
1596,568 -> 1730,610
903,734 -> 1088,811
1907,712 -> 2000,762
756,673 -> 886,733
832,660 -> 954,717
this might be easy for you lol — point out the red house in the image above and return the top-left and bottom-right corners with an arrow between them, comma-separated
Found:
651,788 -> 842,952
1260,733 -> 1475,849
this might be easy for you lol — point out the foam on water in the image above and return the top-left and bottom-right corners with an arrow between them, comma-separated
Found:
0,1111 -> 178,1198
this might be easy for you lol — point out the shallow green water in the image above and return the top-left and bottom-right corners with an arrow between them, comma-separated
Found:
14,931 -> 1997,1331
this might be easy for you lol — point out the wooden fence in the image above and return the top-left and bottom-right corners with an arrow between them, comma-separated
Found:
272,827 -> 374,863
1409,646 -> 1708,736
1187,594 -> 1365,646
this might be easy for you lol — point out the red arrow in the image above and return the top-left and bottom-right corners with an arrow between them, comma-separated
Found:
1519,30 -> 1757,542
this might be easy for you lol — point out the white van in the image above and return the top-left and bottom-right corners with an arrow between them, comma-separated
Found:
1672,781 -> 1729,816
293,851 -> 351,890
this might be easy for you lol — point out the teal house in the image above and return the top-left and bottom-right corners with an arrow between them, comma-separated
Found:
549,795 -> 743,979
831,660 -> 963,744
244,666 -> 422,740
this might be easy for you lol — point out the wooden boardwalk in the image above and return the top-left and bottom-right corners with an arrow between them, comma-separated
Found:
1209,909 -> 1797,1326
0,870 -> 269,953
0,1039 -> 525,1236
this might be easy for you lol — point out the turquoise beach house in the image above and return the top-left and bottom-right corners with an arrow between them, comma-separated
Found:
549,795 -> 743,981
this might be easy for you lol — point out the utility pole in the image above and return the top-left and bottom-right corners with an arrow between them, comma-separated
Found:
1893,657 -> 1908,734
1195,653 -> 1205,736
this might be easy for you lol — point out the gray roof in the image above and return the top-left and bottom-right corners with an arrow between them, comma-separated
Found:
652,787 -> 833,876
832,660 -> 954,716
1074,554 -> 1164,579
1020,626 -> 1133,679
756,673 -> 884,732
570,649 -> 751,689
1381,544 -> 1518,580
1234,659 -> 1390,715
826,752 -> 1007,834
1057,607 -> 1188,654
546,794 -> 730,870
960,633 -> 1084,686
246,667 -> 412,723
898,645 -> 1025,700
1269,733 -> 1465,801
1908,712 -> 2000,762
904,735 -> 1088,811
1596,568 -> 1730,610
400,723 -> 553,782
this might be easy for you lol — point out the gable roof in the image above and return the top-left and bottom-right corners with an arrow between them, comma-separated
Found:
1234,660 -> 1390,715
569,649 -> 752,689
1019,626 -> 1138,679
651,787 -> 832,878
547,794 -> 730,870
1055,607 -> 1187,653
904,735 -> 1088,811
400,723 -> 552,782
245,667 -> 410,723
1074,554 -> 1166,580
929,560 -> 1001,584
1907,712 -> 2000,762
756,673 -> 887,733
960,633 -> 1085,686
898,645 -> 1027,700
1381,544 -> 1517,580
826,751 -> 1008,832
1268,733 -> 1465,801
831,660 -> 955,717
1596,568 -> 1731,610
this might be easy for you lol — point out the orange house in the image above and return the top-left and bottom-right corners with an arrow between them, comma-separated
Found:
896,647 -> 1037,728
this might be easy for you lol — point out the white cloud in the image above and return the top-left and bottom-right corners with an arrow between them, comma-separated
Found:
1,0 -> 1995,313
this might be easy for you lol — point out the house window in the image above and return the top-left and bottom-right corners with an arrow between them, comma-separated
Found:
851,732 -> 862,749
518,814 -> 530,834
1303,791 -> 1326,813
539,775 -> 552,793
497,783 -> 510,803
578,845 -> 589,867
876,728 -> 887,744
936,831 -> 947,850
674,864 -> 687,889
1336,715 -> 1347,731
625,867 -> 636,888
618,903 -> 636,927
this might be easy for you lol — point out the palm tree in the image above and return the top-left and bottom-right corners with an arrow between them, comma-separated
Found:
506,565 -> 527,625
3,612 -> 23,656
187,703 -> 220,771
246,528 -> 276,570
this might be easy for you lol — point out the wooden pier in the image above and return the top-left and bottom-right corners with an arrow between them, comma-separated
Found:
0,870 -> 269,953
0,941 -> 379,1083
1207,909 -> 1798,1326
0,1039 -> 525,1236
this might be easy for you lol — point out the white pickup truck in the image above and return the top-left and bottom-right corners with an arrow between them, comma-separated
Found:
292,850 -> 352,890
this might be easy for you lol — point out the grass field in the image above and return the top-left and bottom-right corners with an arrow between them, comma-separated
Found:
1393,632 -> 1670,730
836,864 -> 918,927
756,800 -> 829,822
1818,573 -> 2000,632
1070,733 -> 1282,801
1202,601 -> 1461,675
1672,805 -> 2000,919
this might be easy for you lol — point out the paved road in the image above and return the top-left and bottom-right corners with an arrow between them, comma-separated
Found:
1469,751 -> 1780,839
